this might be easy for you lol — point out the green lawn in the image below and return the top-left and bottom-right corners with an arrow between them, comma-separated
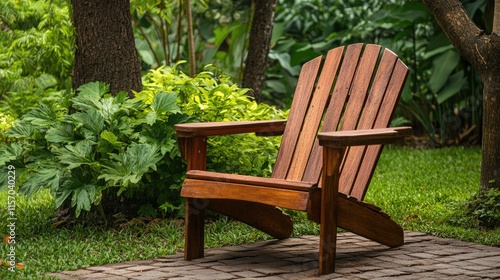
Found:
1,147 -> 498,279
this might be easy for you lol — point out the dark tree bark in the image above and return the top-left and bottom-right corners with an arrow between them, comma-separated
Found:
71,0 -> 142,97
422,0 -> 500,190
242,0 -> 278,102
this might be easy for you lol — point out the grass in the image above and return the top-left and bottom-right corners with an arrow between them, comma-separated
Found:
1,147 -> 498,279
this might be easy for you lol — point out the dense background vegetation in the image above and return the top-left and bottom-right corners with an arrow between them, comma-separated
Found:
1,0 -> 498,277
0,0 -> 494,227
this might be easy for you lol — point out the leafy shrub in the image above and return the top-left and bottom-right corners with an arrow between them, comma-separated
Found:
1,65 -> 286,219
142,63 -> 286,177
0,0 -> 74,117
465,187 -> 500,229
0,82 -> 186,218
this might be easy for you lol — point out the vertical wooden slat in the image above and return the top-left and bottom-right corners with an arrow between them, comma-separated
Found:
350,60 -> 409,199
340,49 -> 398,196
302,44 -> 364,183
335,45 -> 381,193
272,56 -> 323,179
287,47 -> 344,181
339,44 -> 381,131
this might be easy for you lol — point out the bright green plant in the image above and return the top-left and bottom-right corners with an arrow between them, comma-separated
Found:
0,112 -> 14,143
142,63 -> 286,176
0,82 -> 186,218
462,187 -> 500,229
0,0 -> 74,117
1,65 -> 286,218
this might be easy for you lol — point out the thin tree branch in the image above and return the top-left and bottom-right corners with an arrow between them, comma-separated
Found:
132,17 -> 162,67
185,0 -> 196,76
493,0 -> 500,35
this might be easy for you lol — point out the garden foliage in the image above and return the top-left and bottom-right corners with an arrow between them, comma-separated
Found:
267,0 -> 488,145
0,65 -> 285,218
0,0 -> 74,118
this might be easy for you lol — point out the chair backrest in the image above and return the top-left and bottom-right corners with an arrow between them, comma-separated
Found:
271,44 -> 409,201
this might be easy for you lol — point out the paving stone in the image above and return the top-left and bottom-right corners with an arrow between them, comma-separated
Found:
58,269 -> 95,276
123,265 -> 158,272
46,273 -> 76,280
232,270 -> 265,278
46,231 -> 500,280
127,270 -> 176,280
77,272 -> 115,279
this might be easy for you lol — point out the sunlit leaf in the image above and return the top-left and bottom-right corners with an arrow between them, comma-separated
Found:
151,91 -> 180,115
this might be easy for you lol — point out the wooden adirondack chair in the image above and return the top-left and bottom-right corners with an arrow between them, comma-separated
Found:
174,43 -> 411,275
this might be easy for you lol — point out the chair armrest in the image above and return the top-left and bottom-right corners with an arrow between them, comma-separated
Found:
318,126 -> 411,148
174,120 -> 287,137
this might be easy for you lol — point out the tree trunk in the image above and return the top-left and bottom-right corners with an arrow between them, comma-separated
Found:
242,0 -> 277,102
422,0 -> 500,190
71,0 -> 142,97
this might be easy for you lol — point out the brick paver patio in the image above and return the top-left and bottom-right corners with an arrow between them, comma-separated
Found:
48,231 -> 500,279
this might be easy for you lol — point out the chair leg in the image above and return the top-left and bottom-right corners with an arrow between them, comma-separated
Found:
318,147 -> 344,275
318,218 -> 338,275
184,198 -> 206,260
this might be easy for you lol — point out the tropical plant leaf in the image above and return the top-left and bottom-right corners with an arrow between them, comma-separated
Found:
45,123 -> 75,143
5,122 -> 34,139
70,108 -> 105,137
436,71 -> 467,104
99,97 -> 121,120
99,143 -> 162,187
0,143 -> 25,166
151,91 -> 180,115
19,168 -> 63,198
72,187 -> 94,217
428,49 -> 460,94
100,130 -> 122,146
22,103 -> 58,128
72,82 -> 109,110
57,140 -> 96,169
145,112 -> 157,125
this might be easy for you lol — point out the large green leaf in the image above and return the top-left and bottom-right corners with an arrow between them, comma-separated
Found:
57,140 -> 96,169
19,168 -> 62,197
72,82 -> 109,110
428,49 -> 460,94
72,186 -> 95,217
436,71 -> 467,104
99,143 -> 162,187
268,51 -> 301,75
100,130 -> 122,146
22,103 -> 58,128
46,123 -> 75,143
99,97 -> 121,120
0,143 -> 25,166
151,91 -> 180,115
70,108 -> 105,136
5,122 -> 34,139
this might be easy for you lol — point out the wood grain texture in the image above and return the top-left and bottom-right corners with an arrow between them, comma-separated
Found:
174,120 -> 287,137
174,43 -> 410,274
181,179 -> 312,211
272,56 -> 323,179
207,200 -> 293,239
318,147 -> 343,274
